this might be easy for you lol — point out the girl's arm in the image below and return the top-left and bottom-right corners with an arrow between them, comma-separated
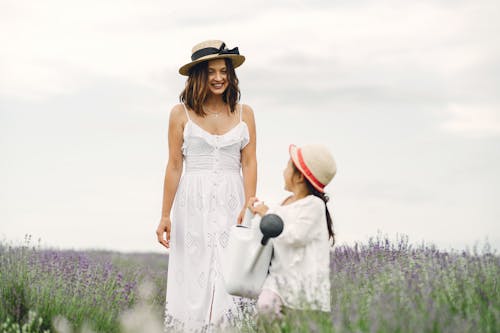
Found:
238,104 -> 257,224
156,105 -> 185,248
278,198 -> 324,247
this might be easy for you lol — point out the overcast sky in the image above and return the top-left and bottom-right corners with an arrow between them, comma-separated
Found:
1,0 -> 499,253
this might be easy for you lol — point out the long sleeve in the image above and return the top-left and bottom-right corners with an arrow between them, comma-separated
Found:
274,197 -> 324,247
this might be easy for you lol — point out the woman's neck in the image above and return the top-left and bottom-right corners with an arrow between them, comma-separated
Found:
204,95 -> 226,109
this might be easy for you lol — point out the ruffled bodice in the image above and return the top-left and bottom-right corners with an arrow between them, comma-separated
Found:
182,120 -> 249,174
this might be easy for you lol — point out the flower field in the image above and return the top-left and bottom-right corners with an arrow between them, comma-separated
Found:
0,235 -> 498,332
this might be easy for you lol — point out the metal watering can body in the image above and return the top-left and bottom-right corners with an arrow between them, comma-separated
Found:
221,209 -> 284,298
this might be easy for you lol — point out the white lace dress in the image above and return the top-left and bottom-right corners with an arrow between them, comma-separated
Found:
165,103 -> 253,332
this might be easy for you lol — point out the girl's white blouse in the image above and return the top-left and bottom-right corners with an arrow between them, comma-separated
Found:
262,195 -> 331,312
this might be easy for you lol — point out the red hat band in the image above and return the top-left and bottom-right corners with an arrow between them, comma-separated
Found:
297,148 -> 325,191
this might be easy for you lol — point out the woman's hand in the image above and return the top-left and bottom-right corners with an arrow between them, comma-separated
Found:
156,217 -> 171,248
238,197 -> 260,224
237,208 -> 245,225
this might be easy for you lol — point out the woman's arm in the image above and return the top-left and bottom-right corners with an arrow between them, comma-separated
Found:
238,104 -> 257,224
156,105 -> 185,248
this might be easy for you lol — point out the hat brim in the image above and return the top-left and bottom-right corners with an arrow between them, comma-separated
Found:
179,54 -> 245,76
289,144 -> 325,193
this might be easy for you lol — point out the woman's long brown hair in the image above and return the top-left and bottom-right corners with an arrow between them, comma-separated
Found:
179,58 -> 240,116
292,163 -> 335,245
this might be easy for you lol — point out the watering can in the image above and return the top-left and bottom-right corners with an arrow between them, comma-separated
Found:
221,209 -> 284,298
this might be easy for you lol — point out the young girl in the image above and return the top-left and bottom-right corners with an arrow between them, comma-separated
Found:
249,143 -> 336,318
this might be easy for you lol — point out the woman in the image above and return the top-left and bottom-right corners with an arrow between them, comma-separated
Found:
155,40 -> 257,331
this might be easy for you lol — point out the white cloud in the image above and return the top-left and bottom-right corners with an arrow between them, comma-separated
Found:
2,0 -> 497,102
442,104 -> 500,136
0,0 -> 178,100
0,0 -> 273,101
1,0 -> 500,251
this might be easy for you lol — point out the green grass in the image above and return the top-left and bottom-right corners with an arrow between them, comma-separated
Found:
0,235 -> 499,332
0,238 -> 167,332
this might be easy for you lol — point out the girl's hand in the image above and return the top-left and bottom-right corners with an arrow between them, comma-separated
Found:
238,197 -> 260,224
237,197 -> 259,224
156,217 -> 171,249
247,197 -> 260,209
251,202 -> 269,217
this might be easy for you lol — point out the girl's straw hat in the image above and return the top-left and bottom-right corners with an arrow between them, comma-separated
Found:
179,40 -> 245,76
289,144 -> 337,193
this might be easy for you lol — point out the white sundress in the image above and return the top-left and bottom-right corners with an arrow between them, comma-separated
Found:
165,103 -> 253,332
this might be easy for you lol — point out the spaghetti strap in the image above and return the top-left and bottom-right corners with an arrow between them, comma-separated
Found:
239,103 -> 243,122
182,102 -> 190,121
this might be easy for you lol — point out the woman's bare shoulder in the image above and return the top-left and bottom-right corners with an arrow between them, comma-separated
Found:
169,104 -> 188,123
170,103 -> 185,114
241,103 -> 254,113
240,104 -> 255,122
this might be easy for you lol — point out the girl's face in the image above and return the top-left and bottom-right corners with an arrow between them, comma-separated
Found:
207,59 -> 228,95
283,159 -> 296,191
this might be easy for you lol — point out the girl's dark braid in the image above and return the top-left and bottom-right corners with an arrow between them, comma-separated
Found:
291,162 -> 335,245
304,179 -> 335,246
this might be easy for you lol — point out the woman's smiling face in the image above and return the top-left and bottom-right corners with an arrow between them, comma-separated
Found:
207,59 -> 229,95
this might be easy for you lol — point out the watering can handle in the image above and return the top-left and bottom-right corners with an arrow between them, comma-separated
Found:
246,214 -> 284,271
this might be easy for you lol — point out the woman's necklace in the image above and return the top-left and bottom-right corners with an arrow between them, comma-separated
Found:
203,104 -> 225,117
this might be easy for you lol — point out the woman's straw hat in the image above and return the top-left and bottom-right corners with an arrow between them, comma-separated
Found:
289,144 -> 337,193
179,40 -> 245,76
